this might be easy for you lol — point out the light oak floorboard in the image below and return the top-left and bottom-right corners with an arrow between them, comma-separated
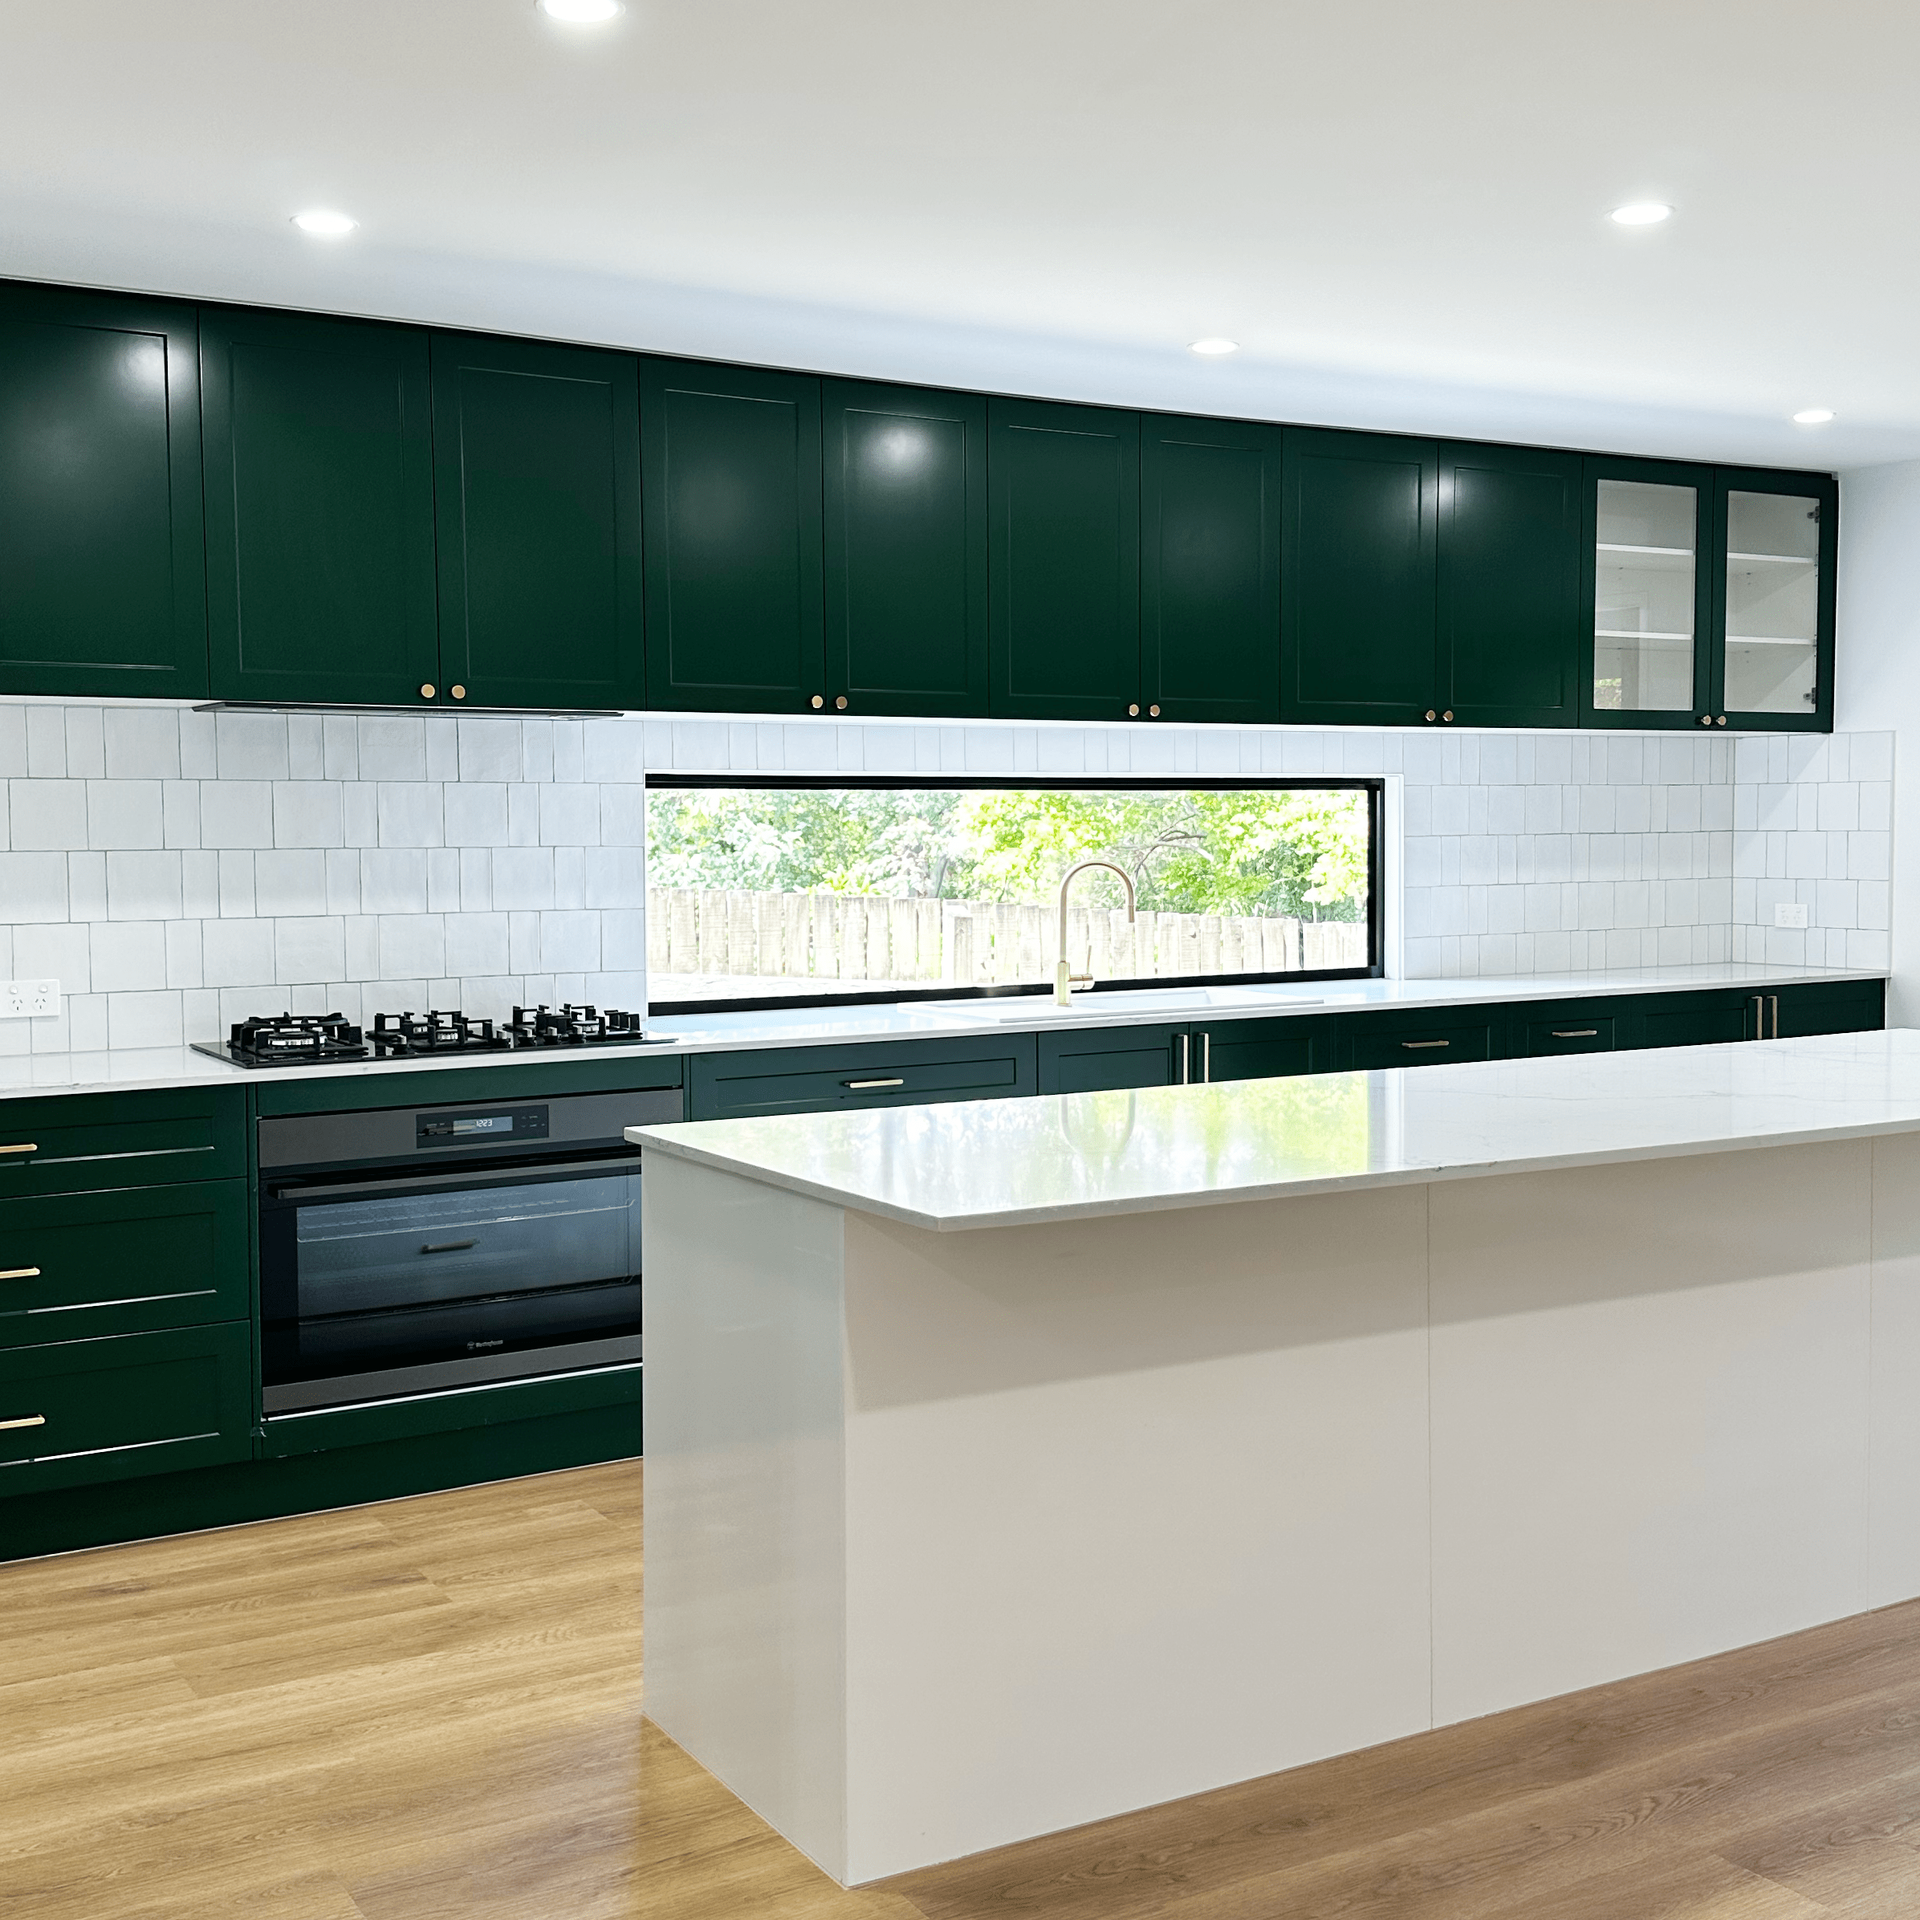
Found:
8,1459 -> 1920,1916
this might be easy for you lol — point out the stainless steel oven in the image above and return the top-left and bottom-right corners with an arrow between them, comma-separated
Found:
257,1088 -> 681,1415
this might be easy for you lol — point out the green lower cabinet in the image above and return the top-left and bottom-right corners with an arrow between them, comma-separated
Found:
1511,1003 -> 1619,1056
1038,1024 -> 1186,1094
1635,990 -> 1754,1050
0,1322 -> 252,1498
1194,1015 -> 1337,1082
1344,1010 -> 1505,1070
0,1180 -> 249,1348
692,1035 -> 1038,1120
1772,978 -> 1885,1037
0,1085 -> 246,1197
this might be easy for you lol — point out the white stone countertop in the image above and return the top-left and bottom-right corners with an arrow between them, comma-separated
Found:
629,1028 -> 1920,1232
0,960 -> 1884,1101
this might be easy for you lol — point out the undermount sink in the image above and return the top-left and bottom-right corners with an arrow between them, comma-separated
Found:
921,987 -> 1323,1024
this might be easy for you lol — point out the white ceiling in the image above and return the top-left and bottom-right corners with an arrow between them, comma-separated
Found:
4,0 -> 1916,468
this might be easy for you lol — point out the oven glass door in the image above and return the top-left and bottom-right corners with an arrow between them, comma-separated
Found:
261,1157 -> 642,1385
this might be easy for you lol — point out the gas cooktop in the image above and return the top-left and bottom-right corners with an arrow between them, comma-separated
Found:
191,1005 -> 670,1069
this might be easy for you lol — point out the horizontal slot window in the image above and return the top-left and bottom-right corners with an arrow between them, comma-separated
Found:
645,777 -> 1381,1012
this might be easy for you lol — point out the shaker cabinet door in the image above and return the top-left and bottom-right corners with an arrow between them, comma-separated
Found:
1142,414 -> 1282,723
202,308 -> 440,707
1440,442 -> 1583,728
1281,428 -> 1438,726
640,359 -> 825,713
824,380 -> 987,717
988,399 -> 1141,719
0,284 -> 207,699
431,332 -> 643,712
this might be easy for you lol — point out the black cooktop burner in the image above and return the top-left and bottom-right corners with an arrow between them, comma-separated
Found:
507,1003 -> 649,1046
192,1012 -> 371,1069
370,1010 -> 515,1057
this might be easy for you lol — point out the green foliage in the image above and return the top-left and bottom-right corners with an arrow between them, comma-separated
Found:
646,786 -> 1370,922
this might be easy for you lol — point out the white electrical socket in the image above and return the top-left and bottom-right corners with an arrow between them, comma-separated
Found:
1774,902 -> 1810,929
0,979 -> 60,1018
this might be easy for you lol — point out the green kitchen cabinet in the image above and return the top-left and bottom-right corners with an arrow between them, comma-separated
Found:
0,1180 -> 249,1349
1710,466 -> 1837,732
1633,989 -> 1752,1049
0,1321 -> 252,1499
1343,1007 -> 1505,1070
1141,414 -> 1282,723
1773,978 -> 1884,1037
202,307 -> 440,707
0,1085 -> 246,1198
691,1035 -> 1038,1119
988,398 -> 1141,720
1281,428 -> 1438,726
0,283 -> 207,699
641,358 -> 825,712
431,331 -> 643,711
1038,1023 -> 1186,1094
1440,442 -> 1583,728
824,380 -> 987,717
1510,1001 -> 1619,1056
1191,1013 -> 1337,1082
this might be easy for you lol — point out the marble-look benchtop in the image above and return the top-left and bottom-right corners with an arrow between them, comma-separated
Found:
0,961 -> 1882,1101
630,1027 -> 1920,1232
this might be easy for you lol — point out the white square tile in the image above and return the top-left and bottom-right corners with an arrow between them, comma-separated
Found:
427,848 -> 460,913
287,713 -> 325,781
106,851 -> 183,921
540,910 -> 600,971
275,917 -> 346,984
161,781 -> 200,849
24,706 -> 66,778
522,719 -> 557,779
600,785 -> 645,847
11,779 -> 88,849
862,727 -> 918,774
201,781 -> 274,849
459,848 -> 492,911
425,719 -> 460,784
273,782 -> 343,848
12,922 -> 90,993
88,920 -> 167,993
217,850 -> 255,917
507,785 -> 541,847
63,707 -> 105,778
360,849 -> 430,914
177,708 -> 216,779
539,783 -> 600,846
377,915 -> 446,979
445,913 -> 510,976
215,711 -> 289,781
254,850 -> 329,917
103,707 -> 182,780
324,848 -> 361,915
165,919 -> 203,989
582,719 -> 644,783
509,911 -> 540,972
106,990 -> 182,1048
343,915 -> 380,981
0,708 -> 26,777
358,715 -> 427,782
552,720 -> 586,782
1849,732 -> 1895,785
377,784 -> 444,848
180,850 -> 219,919
323,715 -> 360,781
553,846 -> 585,910
491,847 -> 556,911
66,851 -> 107,921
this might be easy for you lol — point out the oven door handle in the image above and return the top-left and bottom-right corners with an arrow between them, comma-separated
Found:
268,1156 -> 643,1203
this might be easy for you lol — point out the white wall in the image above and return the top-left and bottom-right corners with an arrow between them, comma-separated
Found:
1837,460 -> 1920,1023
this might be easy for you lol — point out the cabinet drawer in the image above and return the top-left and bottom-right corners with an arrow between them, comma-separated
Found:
0,1322 -> 252,1499
1039,1024 -> 1185,1094
1517,1010 -> 1618,1056
1775,980 -> 1886,1038
1193,1015 -> 1338,1083
1346,1016 -> 1500,1071
692,1037 -> 1037,1120
0,1087 -> 245,1196
1637,991 -> 1752,1050
0,1181 -> 249,1349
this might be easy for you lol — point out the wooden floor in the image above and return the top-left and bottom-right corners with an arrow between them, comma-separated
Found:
9,1464 -> 1920,1919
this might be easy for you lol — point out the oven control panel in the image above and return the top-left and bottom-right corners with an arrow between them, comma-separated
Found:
416,1106 -> 550,1150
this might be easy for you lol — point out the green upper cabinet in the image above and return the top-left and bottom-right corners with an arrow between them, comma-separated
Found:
430,332 -> 643,712
1709,466 -> 1835,732
1141,415 -> 1282,724
1581,454 -> 1714,730
823,380 -> 986,717
988,398 -> 1141,720
1281,428 -> 1438,726
1439,442 -> 1583,728
202,308 -> 439,707
0,284 -> 207,699
640,358 -> 825,713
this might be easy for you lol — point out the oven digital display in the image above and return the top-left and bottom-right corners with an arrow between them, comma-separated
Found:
416,1106 -> 550,1149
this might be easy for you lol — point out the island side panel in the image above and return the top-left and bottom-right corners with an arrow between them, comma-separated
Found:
1869,1132 -> 1920,1608
640,1154 -> 854,1884
1428,1140 -> 1874,1729
836,1186 -> 1433,1884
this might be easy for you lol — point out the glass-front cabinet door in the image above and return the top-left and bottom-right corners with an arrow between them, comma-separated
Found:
1711,469 -> 1836,731
1583,456 -> 1712,728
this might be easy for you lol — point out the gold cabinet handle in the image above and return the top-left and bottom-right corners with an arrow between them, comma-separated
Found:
1425,709 -> 1437,722
1176,1033 -> 1191,1084
0,1267 -> 42,1281
843,1078 -> 905,1090
451,685 -> 467,700
1401,1039 -> 1451,1049
0,1415 -> 46,1432
1442,709 -> 1454,722
420,683 -> 436,700
810,694 -> 825,710
1550,1030 -> 1598,1039
1127,704 -> 1140,716
1199,1030 -> 1211,1081
0,1144 -> 38,1156
835,695 -> 849,710
1699,714 -> 1714,726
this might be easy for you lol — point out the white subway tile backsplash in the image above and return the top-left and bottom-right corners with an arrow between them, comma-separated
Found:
358,716 -> 427,783
89,920 -> 167,993
201,781 -> 275,850
272,782 -> 344,849
253,850 -> 329,918
107,851 -> 184,922
288,713 -> 325,782
215,712 -> 289,782
377,783 -> 443,848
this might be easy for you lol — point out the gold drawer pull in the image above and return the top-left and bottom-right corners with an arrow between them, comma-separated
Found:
844,1078 -> 906,1090
1401,1039 -> 1450,1050
0,1267 -> 41,1281
0,1143 -> 37,1157
0,1414 -> 46,1432
1551,1029 -> 1598,1039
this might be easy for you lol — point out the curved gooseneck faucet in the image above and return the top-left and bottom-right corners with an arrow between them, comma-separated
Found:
1055,859 -> 1137,1006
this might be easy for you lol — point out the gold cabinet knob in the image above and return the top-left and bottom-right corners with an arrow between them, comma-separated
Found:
1699,714 -> 1713,726
810,694 -> 825,710
1127,704 -> 1140,717
1716,714 -> 1727,725
451,685 -> 466,701
1442,710 -> 1454,722
420,684 -> 436,700
1149,704 -> 1161,717
1425,709 -> 1437,722
835,695 -> 848,710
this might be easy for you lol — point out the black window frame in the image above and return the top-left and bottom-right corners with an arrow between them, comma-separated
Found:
644,773 -> 1385,1015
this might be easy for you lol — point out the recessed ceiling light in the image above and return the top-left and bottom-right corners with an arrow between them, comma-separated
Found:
292,209 -> 358,238
1792,408 -> 1835,425
1189,338 -> 1239,356
1610,202 -> 1673,227
540,0 -> 622,19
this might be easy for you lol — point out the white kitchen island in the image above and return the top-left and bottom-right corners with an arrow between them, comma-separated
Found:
630,1030 -> 1920,1886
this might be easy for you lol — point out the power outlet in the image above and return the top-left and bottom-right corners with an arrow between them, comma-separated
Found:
0,979 -> 60,1019
1774,902 -> 1811,930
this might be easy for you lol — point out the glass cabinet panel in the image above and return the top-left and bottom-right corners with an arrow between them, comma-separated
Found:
1593,479 -> 1697,713
1723,490 -> 1820,715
